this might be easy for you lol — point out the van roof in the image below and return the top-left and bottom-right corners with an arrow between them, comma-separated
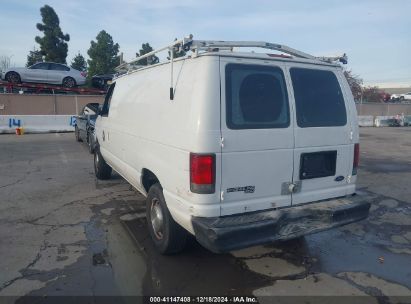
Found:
198,51 -> 342,67
113,51 -> 341,81
114,36 -> 346,79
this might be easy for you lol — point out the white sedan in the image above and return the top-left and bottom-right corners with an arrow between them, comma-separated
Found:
391,94 -> 400,101
1,62 -> 86,87
400,92 -> 411,101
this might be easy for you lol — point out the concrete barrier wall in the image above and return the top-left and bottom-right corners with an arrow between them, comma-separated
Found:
374,116 -> 394,127
358,116 -> 374,127
0,115 -> 76,133
1,95 -> 411,132
2,94 -> 411,116
359,115 -> 411,127
1,114 -> 409,134
0,94 -> 104,115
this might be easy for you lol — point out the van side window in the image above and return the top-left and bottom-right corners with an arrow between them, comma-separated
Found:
101,83 -> 115,117
225,64 -> 290,129
290,68 -> 347,128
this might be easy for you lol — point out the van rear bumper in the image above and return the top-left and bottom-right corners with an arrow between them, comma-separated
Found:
191,195 -> 371,253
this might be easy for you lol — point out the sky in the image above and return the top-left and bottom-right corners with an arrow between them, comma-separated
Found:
0,0 -> 410,87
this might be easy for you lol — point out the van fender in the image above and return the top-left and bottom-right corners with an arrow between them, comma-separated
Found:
163,190 -> 195,234
140,169 -> 194,234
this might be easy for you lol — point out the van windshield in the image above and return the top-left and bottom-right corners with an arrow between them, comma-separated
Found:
290,68 -> 347,128
225,64 -> 290,129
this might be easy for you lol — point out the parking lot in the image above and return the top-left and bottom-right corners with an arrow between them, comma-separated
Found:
0,127 -> 410,303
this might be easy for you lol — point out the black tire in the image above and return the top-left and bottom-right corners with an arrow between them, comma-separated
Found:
87,131 -> 94,154
75,125 -> 82,142
94,147 -> 112,180
146,183 -> 187,254
400,96 -> 404,101
63,77 -> 76,88
6,72 -> 21,84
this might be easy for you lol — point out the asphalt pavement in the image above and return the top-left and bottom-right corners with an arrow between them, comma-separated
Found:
0,128 -> 410,304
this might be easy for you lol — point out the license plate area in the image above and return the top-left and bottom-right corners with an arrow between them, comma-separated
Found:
300,151 -> 337,180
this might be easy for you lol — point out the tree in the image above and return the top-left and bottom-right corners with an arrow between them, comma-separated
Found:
344,69 -> 363,101
71,52 -> 87,72
87,30 -> 120,77
35,5 -> 70,63
167,38 -> 186,60
362,86 -> 384,103
137,43 -> 159,66
26,47 -> 44,67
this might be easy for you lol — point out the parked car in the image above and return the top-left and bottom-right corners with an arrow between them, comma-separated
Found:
391,93 -> 401,101
399,92 -> 411,101
403,116 -> 411,126
390,92 -> 411,102
75,103 -> 101,153
93,38 -> 370,254
1,62 -> 86,87
91,74 -> 114,89
386,118 -> 401,127
381,92 -> 391,102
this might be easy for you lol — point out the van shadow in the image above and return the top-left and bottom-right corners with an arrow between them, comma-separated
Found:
121,218 -> 271,296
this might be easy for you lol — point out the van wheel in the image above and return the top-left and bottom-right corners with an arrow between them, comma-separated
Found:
146,183 -> 187,254
94,148 -> 112,180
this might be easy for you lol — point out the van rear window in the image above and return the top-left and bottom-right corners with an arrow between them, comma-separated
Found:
225,64 -> 290,129
290,68 -> 347,128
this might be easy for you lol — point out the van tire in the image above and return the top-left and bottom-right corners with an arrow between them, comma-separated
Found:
94,148 -> 112,180
146,183 -> 187,254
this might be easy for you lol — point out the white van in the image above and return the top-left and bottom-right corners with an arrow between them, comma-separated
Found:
94,37 -> 370,254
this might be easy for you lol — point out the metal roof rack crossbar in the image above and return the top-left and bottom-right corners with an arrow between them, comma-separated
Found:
115,34 -> 347,73
187,39 -> 347,64
115,35 -> 347,100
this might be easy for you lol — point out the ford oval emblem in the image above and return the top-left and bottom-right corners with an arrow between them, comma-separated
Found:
335,176 -> 345,182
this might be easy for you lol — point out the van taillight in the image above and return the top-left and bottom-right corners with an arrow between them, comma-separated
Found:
353,143 -> 360,175
190,153 -> 215,194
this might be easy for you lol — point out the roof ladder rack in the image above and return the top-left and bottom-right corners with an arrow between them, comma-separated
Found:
189,40 -> 317,59
187,39 -> 347,64
115,35 -> 194,100
115,35 -> 347,99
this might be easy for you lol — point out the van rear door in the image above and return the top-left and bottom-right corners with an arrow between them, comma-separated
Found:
286,64 -> 354,205
219,59 -> 294,216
